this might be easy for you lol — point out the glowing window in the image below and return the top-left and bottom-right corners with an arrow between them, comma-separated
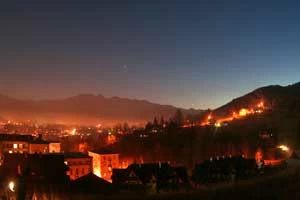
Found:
8,150 -> 13,154
13,144 -> 18,149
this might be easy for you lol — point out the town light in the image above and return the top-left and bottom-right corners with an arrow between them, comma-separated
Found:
70,128 -> 76,135
278,145 -> 289,152
207,114 -> 212,120
239,108 -> 248,117
93,167 -> 101,178
8,181 -> 15,192
257,101 -> 264,108
214,122 -> 221,127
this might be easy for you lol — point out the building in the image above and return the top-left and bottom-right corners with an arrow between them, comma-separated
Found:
0,134 -> 33,164
1,153 -> 69,183
0,134 -> 61,165
70,173 -> 114,195
88,148 -> 119,181
112,168 -> 142,185
63,152 -> 92,180
0,134 -> 33,154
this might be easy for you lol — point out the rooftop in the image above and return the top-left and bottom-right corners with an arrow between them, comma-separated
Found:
70,173 -> 114,194
89,148 -> 117,155
0,133 -> 34,142
29,139 -> 50,144
63,152 -> 92,159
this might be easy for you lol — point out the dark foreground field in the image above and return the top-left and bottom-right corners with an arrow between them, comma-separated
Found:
67,159 -> 300,200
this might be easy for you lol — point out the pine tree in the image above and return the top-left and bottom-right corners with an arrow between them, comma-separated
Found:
173,109 -> 183,126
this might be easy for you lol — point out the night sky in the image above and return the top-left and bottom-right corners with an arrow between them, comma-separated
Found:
0,1 -> 299,109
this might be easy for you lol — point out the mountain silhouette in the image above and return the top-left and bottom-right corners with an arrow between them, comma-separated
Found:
0,94 -> 202,125
214,82 -> 300,117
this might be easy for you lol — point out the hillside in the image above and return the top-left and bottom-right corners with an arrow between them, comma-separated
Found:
214,82 -> 300,117
0,94 -> 202,125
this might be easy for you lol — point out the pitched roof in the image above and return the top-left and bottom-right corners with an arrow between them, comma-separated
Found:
127,163 -> 173,184
112,168 -> 142,185
71,173 -> 114,194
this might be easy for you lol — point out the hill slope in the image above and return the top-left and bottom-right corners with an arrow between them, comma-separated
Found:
214,82 -> 300,117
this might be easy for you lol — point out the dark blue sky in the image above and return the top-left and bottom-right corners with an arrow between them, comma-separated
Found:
0,0 -> 299,109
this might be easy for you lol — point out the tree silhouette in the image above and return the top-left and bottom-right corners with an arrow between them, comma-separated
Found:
153,117 -> 158,127
173,109 -> 184,126
297,120 -> 300,148
160,116 -> 165,126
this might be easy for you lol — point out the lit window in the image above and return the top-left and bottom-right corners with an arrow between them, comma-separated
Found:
64,161 -> 68,165
8,150 -> 13,154
19,144 -> 23,149
13,144 -> 18,149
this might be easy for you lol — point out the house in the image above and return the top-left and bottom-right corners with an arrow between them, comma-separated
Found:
70,173 -> 115,195
112,168 -> 142,185
1,153 -> 69,183
0,134 -> 61,158
0,134 -> 33,154
127,163 -> 174,185
114,163 -> 190,192
63,152 -> 92,180
0,134 -> 34,164
0,153 -> 70,199
125,163 -> 178,192
88,148 -> 119,181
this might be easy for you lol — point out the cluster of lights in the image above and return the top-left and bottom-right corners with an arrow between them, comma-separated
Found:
278,145 -> 289,152
200,101 -> 266,127
214,122 -> 221,127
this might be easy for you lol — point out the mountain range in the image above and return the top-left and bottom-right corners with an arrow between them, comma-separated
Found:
0,94 -> 201,125
0,82 -> 299,125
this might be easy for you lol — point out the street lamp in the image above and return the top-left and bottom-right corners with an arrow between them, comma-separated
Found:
8,181 -> 15,192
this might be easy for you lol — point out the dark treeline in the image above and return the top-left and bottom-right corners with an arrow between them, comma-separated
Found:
59,108 -> 299,171
109,110 -> 276,170
110,107 -> 300,170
